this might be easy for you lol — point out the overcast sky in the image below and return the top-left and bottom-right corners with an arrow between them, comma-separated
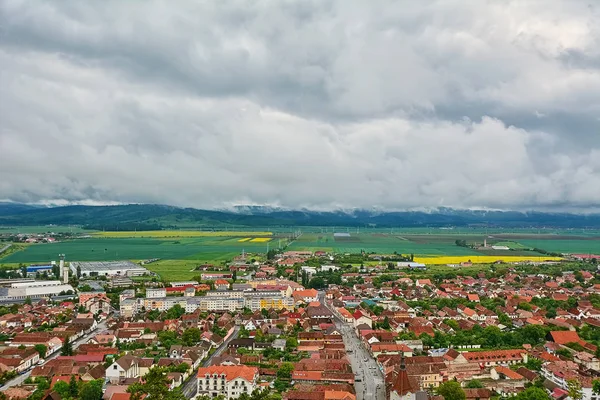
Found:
1,1 -> 599,212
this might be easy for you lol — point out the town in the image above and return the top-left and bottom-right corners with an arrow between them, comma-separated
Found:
0,248 -> 597,400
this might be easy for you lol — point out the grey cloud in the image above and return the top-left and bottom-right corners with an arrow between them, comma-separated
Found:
0,1 -> 599,211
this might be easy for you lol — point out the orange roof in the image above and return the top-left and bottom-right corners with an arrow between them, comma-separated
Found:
324,390 -> 356,400
215,279 -> 229,285
550,331 -> 582,345
292,370 -> 323,381
337,308 -> 353,319
495,366 -> 524,380
464,349 -> 525,362
294,289 -> 319,298
197,365 -> 257,382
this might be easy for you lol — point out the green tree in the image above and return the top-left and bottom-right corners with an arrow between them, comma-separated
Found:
79,379 -> 104,400
127,367 -> 187,400
53,381 -> 71,399
61,336 -> 73,356
514,387 -> 552,400
308,276 -> 326,289
24,296 -> 32,306
525,357 -> 543,371
437,381 -> 466,400
465,380 -> 484,388
276,362 -> 294,380
165,304 -> 185,320
592,380 -> 600,395
34,344 -> 47,358
567,379 -> 583,400
182,327 -> 202,346
381,316 -> 391,330
69,375 -> 79,398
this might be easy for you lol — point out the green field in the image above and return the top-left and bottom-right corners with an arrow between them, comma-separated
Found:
0,237 -> 274,264
517,239 -> 600,254
3,228 -> 600,280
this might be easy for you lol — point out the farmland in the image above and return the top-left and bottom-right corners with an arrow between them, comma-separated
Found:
0,236 -> 274,265
413,255 -> 562,265
2,227 -> 600,280
93,230 -> 273,238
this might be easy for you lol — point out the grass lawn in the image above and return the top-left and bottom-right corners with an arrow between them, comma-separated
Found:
143,260 -> 227,281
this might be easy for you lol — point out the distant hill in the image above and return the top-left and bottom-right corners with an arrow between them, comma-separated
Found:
1,203 -> 600,229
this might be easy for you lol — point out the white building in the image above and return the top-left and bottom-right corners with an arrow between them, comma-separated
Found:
320,265 -> 340,272
0,281 -> 75,303
196,365 -> 258,399
70,261 -> 150,278
146,288 -> 167,298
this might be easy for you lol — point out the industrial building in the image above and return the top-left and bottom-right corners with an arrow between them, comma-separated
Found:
70,261 -> 151,277
0,281 -> 75,303
25,264 -> 54,277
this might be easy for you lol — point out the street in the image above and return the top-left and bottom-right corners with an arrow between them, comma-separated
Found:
180,325 -> 240,399
320,292 -> 386,400
1,319 -> 109,391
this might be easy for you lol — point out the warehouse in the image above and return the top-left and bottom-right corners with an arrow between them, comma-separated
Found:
0,281 -> 75,303
70,261 -> 151,277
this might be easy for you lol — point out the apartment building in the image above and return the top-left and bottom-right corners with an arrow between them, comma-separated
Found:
197,365 -> 259,399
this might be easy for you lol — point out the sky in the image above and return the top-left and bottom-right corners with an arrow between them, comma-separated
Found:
1,1 -> 599,212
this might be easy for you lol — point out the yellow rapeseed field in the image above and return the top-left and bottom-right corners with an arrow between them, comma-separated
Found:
238,238 -> 251,242
249,238 -> 271,243
95,230 -> 273,238
414,255 -> 562,265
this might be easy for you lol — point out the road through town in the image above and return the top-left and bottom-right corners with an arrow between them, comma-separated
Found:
181,325 -> 240,399
320,292 -> 385,400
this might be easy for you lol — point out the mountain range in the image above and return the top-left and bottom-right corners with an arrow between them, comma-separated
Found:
1,203 -> 600,230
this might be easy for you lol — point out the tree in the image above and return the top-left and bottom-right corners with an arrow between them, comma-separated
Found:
277,362 -> 294,380
567,379 -> 583,400
53,381 -> 70,399
182,327 -> 202,346
308,276 -> 326,289
465,380 -> 484,389
514,387 -> 552,400
525,357 -> 543,371
165,304 -> 185,320
24,296 -> 32,306
381,316 -> 391,330
592,380 -> 600,395
79,379 -> 104,400
76,265 -> 81,279
437,381 -> 466,400
69,375 -> 79,398
61,336 -> 73,356
127,367 -> 187,400
34,344 -> 47,358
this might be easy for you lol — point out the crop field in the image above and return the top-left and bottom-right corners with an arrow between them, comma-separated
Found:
94,230 -> 273,238
2,227 -> 600,280
516,239 -> 600,254
414,255 -> 563,265
0,236 -> 274,264
288,233 -> 478,255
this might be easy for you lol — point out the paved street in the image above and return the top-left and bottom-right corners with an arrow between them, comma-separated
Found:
320,292 -> 385,400
1,319 -> 109,391
181,325 -> 240,399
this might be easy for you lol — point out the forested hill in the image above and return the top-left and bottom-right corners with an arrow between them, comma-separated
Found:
1,203 -> 600,230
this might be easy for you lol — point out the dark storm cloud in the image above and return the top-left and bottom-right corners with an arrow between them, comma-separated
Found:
0,0 -> 599,211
